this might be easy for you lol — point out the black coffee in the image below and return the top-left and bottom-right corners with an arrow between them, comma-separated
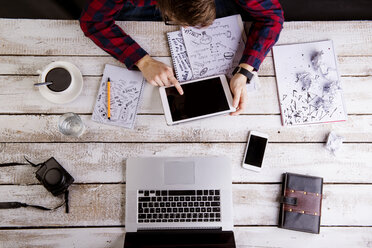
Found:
45,67 -> 72,92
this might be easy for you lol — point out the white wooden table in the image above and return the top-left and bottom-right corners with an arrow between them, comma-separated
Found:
0,19 -> 372,247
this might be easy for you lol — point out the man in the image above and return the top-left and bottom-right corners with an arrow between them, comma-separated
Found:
80,0 -> 284,115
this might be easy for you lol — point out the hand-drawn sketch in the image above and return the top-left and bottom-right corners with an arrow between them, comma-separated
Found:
273,40 -> 347,126
92,64 -> 144,129
224,52 -> 234,60
181,15 -> 246,79
200,31 -> 212,44
167,31 -> 193,82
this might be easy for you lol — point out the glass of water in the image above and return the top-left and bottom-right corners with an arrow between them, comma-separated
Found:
58,113 -> 85,137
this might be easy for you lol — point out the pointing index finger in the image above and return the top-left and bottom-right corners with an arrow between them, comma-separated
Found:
169,76 -> 184,95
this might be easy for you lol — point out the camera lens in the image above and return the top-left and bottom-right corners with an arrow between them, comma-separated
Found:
44,168 -> 65,186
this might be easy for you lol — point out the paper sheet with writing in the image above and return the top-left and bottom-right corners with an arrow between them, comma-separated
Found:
92,64 -> 144,129
273,40 -> 347,126
167,31 -> 193,82
181,15 -> 245,79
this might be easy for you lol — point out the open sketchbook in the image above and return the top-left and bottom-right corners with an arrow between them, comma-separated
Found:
167,15 -> 246,82
92,64 -> 144,129
272,40 -> 347,126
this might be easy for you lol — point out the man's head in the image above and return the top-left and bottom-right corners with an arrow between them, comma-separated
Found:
157,0 -> 216,27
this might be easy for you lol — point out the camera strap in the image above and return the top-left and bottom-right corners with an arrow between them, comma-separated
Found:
0,157 -> 70,213
0,156 -> 43,168
0,162 -> 28,167
0,190 -> 69,213
0,199 -> 65,211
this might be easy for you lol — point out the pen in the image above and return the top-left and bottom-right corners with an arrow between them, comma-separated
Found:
107,77 -> 111,120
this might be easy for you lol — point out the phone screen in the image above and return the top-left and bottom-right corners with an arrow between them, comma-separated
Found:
244,135 -> 268,167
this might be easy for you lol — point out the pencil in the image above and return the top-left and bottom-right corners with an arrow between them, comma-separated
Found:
107,77 -> 111,120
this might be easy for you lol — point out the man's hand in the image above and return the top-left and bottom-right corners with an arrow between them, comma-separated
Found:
136,55 -> 183,95
230,63 -> 254,116
229,73 -> 248,115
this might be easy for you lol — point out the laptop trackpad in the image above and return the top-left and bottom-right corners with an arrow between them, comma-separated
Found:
164,161 -> 195,185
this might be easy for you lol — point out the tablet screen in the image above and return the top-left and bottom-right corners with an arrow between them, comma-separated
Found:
165,77 -> 230,122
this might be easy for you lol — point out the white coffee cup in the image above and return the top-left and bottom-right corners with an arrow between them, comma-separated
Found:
37,61 -> 83,104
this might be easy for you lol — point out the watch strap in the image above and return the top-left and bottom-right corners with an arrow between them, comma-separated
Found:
233,66 -> 254,82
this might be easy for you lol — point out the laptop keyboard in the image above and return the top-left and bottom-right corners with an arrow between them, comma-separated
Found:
137,190 -> 221,223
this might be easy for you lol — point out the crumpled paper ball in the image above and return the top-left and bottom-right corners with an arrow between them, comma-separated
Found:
325,131 -> 345,155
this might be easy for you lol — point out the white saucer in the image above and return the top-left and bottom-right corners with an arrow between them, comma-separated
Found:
38,61 -> 83,104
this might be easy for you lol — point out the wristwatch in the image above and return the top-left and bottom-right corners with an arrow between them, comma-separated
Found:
232,66 -> 254,84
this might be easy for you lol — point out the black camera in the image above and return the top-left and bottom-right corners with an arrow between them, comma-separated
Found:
35,157 -> 74,196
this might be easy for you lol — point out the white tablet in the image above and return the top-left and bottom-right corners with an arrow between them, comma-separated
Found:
159,74 -> 236,125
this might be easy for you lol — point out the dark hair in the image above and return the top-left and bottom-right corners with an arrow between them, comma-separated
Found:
157,0 -> 216,27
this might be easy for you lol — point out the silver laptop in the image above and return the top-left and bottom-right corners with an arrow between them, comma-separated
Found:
125,157 -> 234,234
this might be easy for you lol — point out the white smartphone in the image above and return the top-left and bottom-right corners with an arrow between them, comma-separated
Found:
242,131 -> 269,172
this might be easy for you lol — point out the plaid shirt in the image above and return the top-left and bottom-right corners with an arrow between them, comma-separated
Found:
80,0 -> 284,70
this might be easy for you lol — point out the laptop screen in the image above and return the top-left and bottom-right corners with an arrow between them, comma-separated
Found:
124,230 -> 236,248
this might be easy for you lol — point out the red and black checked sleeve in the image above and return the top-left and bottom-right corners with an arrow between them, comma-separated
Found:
235,0 -> 284,70
79,0 -> 150,70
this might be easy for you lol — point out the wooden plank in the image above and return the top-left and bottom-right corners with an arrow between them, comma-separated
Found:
1,143 -> 372,184
0,56 -> 169,76
0,19 -> 178,56
0,20 -> 371,56
0,184 -> 371,226
273,21 -> 372,56
338,56 -> 372,76
0,228 -> 126,248
1,75 -> 371,114
234,227 -> 372,248
0,114 -> 371,143
0,227 -> 371,248
0,184 -> 125,227
233,184 -> 372,226
1,55 -> 371,77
